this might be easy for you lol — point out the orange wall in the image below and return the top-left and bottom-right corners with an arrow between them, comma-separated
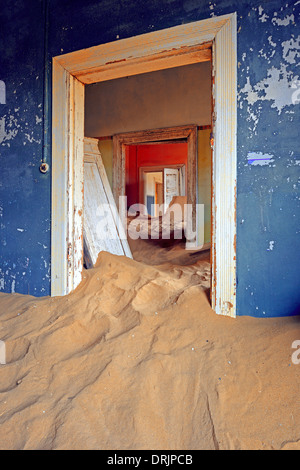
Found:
125,142 -> 188,208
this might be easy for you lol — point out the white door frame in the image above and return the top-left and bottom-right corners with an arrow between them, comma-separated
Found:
51,13 -> 237,317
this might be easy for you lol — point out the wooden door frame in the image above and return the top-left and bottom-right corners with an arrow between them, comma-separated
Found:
139,163 -> 186,211
113,125 -> 196,236
51,13 -> 237,317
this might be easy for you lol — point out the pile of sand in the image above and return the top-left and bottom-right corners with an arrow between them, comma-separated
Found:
0,250 -> 299,450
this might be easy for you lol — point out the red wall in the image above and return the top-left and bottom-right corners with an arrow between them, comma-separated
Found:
125,142 -> 188,208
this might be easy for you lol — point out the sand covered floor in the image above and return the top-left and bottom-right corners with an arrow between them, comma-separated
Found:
0,250 -> 300,450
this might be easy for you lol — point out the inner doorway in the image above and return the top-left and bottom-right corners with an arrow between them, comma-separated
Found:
51,13 -> 237,317
125,141 -> 188,214
118,133 -> 211,272
141,166 -> 185,215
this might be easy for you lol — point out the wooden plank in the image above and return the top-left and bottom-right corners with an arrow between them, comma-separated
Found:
164,168 -> 180,208
113,125 -> 197,146
83,138 -> 132,266
51,62 -> 85,296
51,60 -> 69,296
72,78 -> 85,289
75,47 -> 212,84
66,75 -> 85,293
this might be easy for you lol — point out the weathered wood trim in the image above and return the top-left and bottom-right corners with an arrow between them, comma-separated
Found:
71,78 -> 85,290
72,46 -> 211,84
211,14 -> 237,317
56,14 -> 232,82
84,137 -> 132,265
51,59 -> 69,296
51,60 -> 84,296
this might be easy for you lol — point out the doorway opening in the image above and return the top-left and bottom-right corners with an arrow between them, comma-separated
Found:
127,144 -> 210,284
122,137 -> 210,272
126,141 -> 188,213
51,13 -> 237,317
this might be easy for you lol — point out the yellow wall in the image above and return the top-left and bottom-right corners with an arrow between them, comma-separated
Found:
98,139 -> 113,189
197,129 -> 211,245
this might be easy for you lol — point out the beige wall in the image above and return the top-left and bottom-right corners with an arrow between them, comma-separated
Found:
85,61 -> 211,137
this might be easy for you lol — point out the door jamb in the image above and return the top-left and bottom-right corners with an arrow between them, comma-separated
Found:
113,125 -> 197,244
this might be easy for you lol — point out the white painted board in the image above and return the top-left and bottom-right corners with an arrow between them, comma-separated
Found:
84,137 -> 132,266
163,168 -> 180,209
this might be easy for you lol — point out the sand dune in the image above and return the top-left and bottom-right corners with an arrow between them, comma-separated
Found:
0,250 -> 299,450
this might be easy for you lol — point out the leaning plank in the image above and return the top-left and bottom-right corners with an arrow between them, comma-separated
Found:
83,137 -> 132,266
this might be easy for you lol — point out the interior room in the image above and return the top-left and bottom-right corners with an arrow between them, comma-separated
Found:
84,61 -> 212,271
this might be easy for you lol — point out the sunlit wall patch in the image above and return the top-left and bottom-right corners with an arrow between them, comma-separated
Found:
247,152 -> 275,166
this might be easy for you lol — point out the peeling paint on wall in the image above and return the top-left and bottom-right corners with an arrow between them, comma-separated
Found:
240,65 -> 299,117
0,106 -> 43,147
236,1 -> 300,317
239,5 -> 300,137
282,35 -> 300,64
268,240 -> 275,251
272,13 -> 295,27
258,6 -> 269,23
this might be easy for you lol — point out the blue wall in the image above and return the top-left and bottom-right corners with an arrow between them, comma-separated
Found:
0,0 -> 299,316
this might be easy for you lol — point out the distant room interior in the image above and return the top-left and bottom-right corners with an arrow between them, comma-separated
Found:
125,141 -> 187,214
84,61 -> 212,270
